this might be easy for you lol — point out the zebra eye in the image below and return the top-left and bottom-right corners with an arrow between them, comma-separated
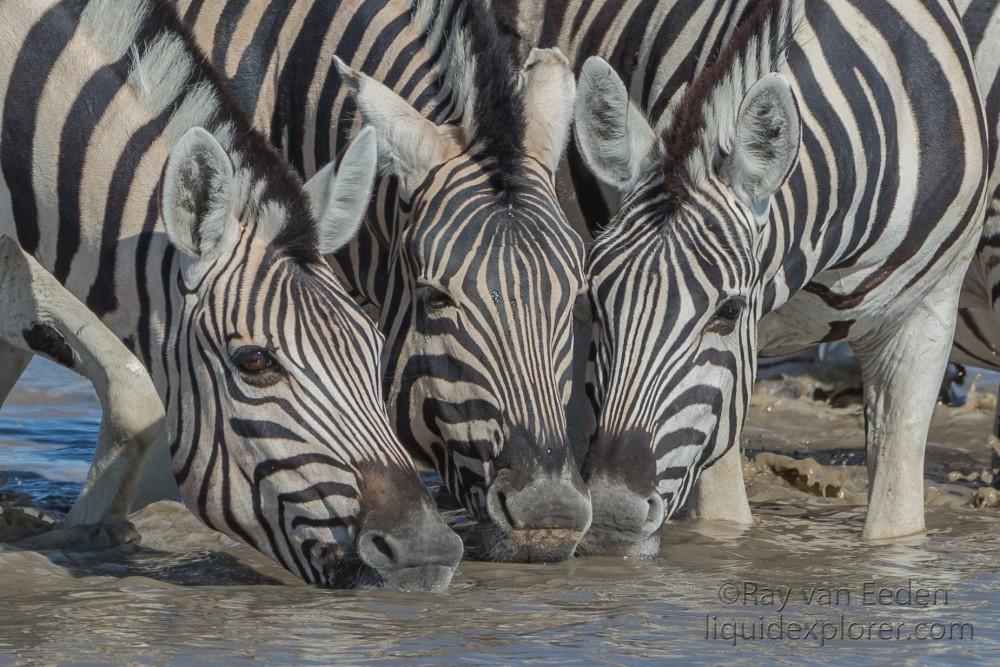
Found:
233,347 -> 276,375
706,296 -> 747,335
419,285 -> 454,311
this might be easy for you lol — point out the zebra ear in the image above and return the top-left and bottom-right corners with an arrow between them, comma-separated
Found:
574,57 -> 657,191
161,127 -> 234,260
722,73 -> 801,216
304,126 -> 378,255
522,48 -> 576,172
334,57 -> 461,195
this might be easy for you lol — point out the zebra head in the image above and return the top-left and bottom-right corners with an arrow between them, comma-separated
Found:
572,53 -> 801,556
160,125 -> 462,589
334,44 -> 592,562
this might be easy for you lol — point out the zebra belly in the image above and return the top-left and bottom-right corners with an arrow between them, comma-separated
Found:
952,307 -> 1000,371
759,242 -> 977,359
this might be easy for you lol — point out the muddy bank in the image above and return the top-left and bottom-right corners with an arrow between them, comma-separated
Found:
742,370 -> 1000,510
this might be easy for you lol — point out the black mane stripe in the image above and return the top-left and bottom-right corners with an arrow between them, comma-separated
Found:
660,0 -> 800,203
460,0 -> 527,189
144,0 -> 321,261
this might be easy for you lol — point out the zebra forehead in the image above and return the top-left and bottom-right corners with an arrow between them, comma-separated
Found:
413,189 -> 578,239
413,219 -> 583,273
594,210 -> 747,274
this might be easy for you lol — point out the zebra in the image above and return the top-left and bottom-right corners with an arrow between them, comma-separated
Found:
500,0 -> 1000,523
567,0 -> 988,555
950,0 -> 1000,466
174,0 -> 593,562
0,0 -> 463,590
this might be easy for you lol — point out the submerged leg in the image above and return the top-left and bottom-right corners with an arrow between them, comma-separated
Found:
852,280 -> 961,540
992,391 -> 1000,489
0,237 -> 165,535
686,444 -> 753,524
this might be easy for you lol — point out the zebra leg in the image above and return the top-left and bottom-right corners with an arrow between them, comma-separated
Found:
992,392 -> 1000,490
0,237 -> 164,541
0,339 -> 32,406
686,444 -> 753,524
852,280 -> 960,540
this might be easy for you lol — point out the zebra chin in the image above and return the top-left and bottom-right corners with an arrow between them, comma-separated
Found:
300,538 -> 460,591
304,546 -> 461,592
316,560 -> 459,593
469,523 -> 589,564
574,475 -> 664,558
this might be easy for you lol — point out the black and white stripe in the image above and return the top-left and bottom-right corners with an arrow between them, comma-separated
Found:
0,0 -> 461,589
951,0 -> 1000,364
176,0 -> 593,562
489,0 -> 757,237
567,0 -> 988,553
940,1 -> 1000,465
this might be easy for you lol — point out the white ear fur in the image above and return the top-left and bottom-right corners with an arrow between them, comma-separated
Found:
304,126 -> 378,255
161,127 -> 234,260
522,48 -> 576,172
334,57 -> 461,194
574,57 -> 657,191
723,73 -> 801,212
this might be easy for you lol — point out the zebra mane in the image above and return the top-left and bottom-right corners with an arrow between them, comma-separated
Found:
659,0 -> 805,205
86,0 -> 321,262
413,0 -> 528,194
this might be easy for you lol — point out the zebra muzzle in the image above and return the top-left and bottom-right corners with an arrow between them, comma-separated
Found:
577,474 -> 664,558
479,468 -> 593,563
355,502 -> 464,592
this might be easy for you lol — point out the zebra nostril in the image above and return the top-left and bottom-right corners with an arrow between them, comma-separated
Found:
496,491 -> 517,529
356,502 -> 463,585
487,471 -> 592,535
371,534 -> 395,563
643,493 -> 665,531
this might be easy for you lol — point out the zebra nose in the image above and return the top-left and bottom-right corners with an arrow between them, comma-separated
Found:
357,503 -> 464,592
579,475 -> 664,557
482,468 -> 592,561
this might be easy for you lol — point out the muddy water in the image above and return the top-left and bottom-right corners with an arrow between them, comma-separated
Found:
1,360 -> 1000,664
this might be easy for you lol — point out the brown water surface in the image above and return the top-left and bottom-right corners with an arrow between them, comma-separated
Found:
1,361 -> 998,664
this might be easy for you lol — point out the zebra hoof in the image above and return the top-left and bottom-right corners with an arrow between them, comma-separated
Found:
0,505 -> 59,542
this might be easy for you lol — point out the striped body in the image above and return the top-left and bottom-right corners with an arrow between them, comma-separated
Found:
568,0 -> 987,552
951,2 -> 1000,375
176,0 -> 593,562
501,0 -> 1000,376
490,0 -> 754,235
0,0 -> 461,589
